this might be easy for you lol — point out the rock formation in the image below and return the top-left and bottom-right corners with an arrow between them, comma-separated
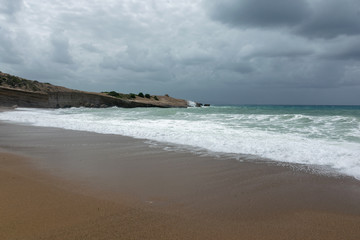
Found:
0,72 -> 188,108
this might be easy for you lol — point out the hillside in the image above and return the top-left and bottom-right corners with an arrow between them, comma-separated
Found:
0,71 -> 189,108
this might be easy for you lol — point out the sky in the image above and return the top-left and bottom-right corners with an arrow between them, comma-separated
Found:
0,0 -> 360,105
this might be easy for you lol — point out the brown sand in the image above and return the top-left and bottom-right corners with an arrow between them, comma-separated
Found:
1,121 -> 360,239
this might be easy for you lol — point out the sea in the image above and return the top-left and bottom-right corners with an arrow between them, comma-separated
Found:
1,104 -> 359,180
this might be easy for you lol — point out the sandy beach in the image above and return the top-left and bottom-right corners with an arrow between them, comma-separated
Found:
1,120 -> 360,239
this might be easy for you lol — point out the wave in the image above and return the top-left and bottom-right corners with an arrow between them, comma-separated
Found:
0,107 -> 359,180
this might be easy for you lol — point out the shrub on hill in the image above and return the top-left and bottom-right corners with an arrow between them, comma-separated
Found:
107,91 -> 120,98
138,92 -> 144,98
0,74 -> 40,91
145,93 -> 151,98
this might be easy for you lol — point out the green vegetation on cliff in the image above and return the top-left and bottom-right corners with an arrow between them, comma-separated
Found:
103,91 -> 157,100
102,91 -> 143,99
0,72 -> 71,93
0,73 -> 46,92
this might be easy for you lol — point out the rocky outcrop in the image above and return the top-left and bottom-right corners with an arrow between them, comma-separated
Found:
0,72 -> 189,108
194,102 -> 210,107
0,87 -> 187,108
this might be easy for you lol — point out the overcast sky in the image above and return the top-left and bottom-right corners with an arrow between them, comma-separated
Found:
1,0 -> 360,105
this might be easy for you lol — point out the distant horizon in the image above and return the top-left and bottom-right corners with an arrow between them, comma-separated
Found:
212,103 -> 360,107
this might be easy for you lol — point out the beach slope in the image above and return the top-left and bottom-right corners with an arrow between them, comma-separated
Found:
1,122 -> 360,239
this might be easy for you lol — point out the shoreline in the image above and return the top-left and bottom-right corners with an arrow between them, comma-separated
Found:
1,120 -> 360,239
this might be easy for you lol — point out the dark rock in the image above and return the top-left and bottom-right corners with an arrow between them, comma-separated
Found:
196,102 -> 203,107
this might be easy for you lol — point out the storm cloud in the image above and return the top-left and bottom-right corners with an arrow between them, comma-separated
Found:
206,0 -> 310,28
0,0 -> 359,105
206,0 -> 360,39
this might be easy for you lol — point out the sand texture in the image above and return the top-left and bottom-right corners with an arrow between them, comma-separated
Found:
1,121 -> 360,239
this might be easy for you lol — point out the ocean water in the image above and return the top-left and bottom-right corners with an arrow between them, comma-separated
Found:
1,105 -> 359,179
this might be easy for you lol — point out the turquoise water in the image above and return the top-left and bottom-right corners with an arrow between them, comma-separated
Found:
1,105 -> 359,179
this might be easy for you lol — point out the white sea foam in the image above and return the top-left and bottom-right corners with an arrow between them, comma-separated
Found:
0,107 -> 359,179
187,100 -> 197,107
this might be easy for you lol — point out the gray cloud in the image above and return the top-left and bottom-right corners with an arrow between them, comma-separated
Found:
50,31 -> 74,64
334,46 -> 360,61
0,26 -> 23,64
206,0 -> 360,39
296,0 -> 360,39
100,56 -> 119,70
81,43 -> 100,53
206,0 -> 310,28
0,0 -> 23,15
0,0 -> 359,105
242,43 -> 313,59
320,36 -> 360,60
216,62 -> 254,74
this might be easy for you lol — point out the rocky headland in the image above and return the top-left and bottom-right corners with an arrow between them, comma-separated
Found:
0,72 -> 189,108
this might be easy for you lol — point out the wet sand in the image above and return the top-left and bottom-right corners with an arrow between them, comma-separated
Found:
1,120 -> 360,239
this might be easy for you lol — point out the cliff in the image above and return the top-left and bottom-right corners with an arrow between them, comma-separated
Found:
0,72 -> 188,108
